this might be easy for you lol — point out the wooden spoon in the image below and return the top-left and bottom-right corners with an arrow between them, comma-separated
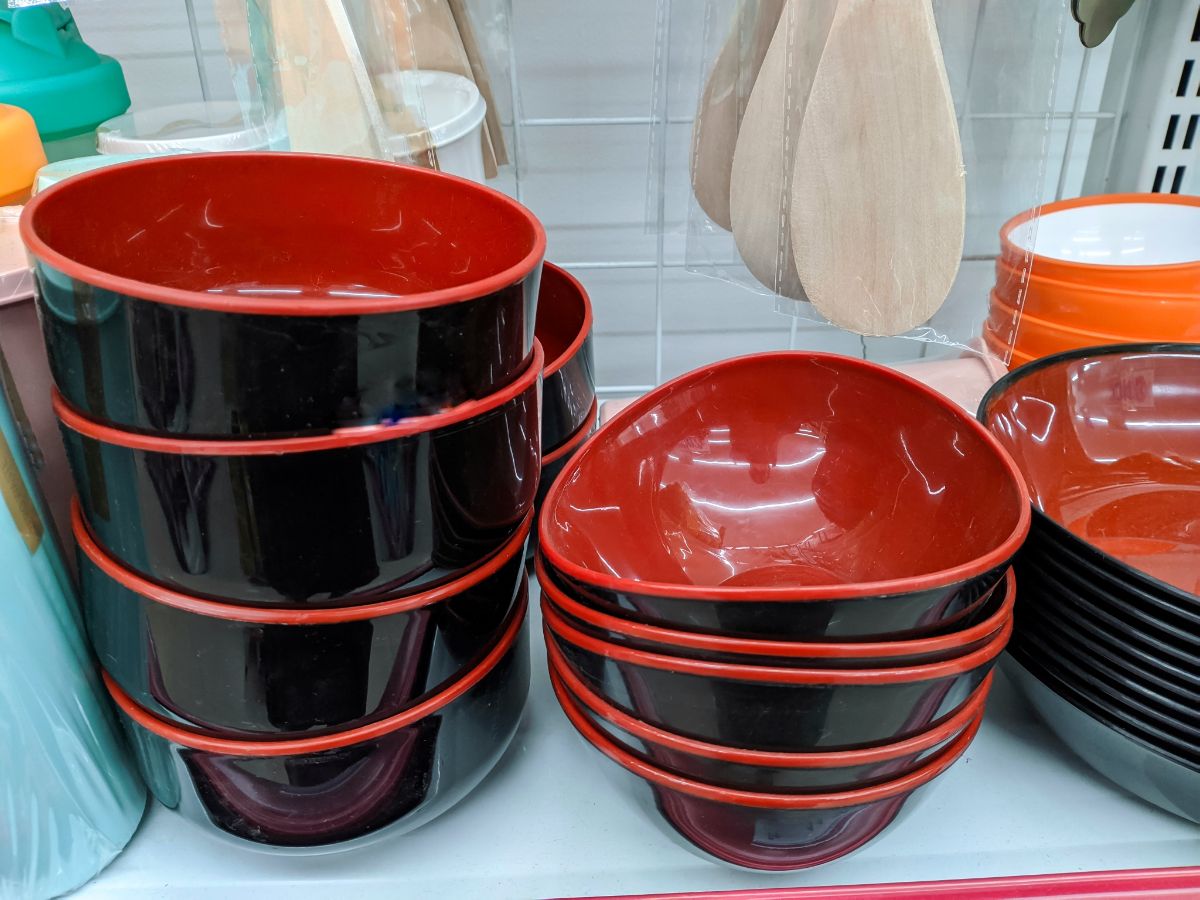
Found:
728,0 -> 838,299
690,0 -> 785,231
789,0 -> 965,336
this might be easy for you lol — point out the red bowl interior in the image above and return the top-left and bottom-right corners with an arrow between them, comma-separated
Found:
981,345 -> 1200,596
541,353 -> 1029,598
536,263 -> 592,376
21,153 -> 545,313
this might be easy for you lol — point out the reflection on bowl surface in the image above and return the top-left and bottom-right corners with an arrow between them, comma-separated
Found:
982,345 -> 1200,596
543,352 -> 1028,598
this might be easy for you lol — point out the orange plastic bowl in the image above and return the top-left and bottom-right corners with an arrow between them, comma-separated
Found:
1000,194 -> 1200,295
992,262 -> 1200,340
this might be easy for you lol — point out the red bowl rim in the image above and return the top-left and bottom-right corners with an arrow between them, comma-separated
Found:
549,665 -> 982,809
978,341 -> 1200,607
19,152 -> 548,317
542,396 -> 598,465
999,193 -> 1200,277
103,583 -> 528,755
53,341 -> 543,455
539,263 -> 594,379
545,634 -> 993,767
73,496 -> 531,625
539,351 -> 1031,601
538,553 -> 1014,660
542,598 -> 1012,685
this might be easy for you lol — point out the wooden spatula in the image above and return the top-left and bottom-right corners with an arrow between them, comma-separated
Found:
728,0 -> 837,299
789,0 -> 964,336
690,0 -> 785,231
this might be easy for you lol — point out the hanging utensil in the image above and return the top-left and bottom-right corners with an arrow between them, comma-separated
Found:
690,0 -> 785,230
729,0 -> 837,300
788,0 -> 965,336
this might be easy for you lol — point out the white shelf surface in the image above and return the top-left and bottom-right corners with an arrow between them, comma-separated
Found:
78,586 -> 1200,899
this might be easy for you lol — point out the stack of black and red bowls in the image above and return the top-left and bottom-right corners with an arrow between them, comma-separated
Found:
531,263 -> 596,559
537,352 -> 1031,872
19,152 -> 548,851
980,343 -> 1200,825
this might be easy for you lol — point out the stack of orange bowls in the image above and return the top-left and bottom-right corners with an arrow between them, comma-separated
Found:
986,194 -> 1200,367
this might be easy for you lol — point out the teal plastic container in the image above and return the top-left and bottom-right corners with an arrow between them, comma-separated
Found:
0,4 -> 130,160
0,365 -> 144,897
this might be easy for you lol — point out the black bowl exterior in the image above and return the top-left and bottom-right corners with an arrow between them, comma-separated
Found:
34,260 -> 539,439
115,602 -> 531,849
83,524 -> 528,737
540,560 -> 1012,669
546,611 -> 1006,753
61,383 -> 540,607
550,639 -> 989,792
576,693 -> 964,794
1028,523 -> 1200,628
553,564 -> 1008,642
541,329 -> 595,452
645,777 -> 930,872
1015,545 -> 1200,668
1004,655 -> 1200,826
1019,593 -> 1200,702
551,667 -> 979,873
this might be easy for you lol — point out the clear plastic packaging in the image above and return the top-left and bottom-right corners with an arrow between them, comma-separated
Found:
0,354 -> 145,898
232,0 -> 514,179
681,0 -> 1070,352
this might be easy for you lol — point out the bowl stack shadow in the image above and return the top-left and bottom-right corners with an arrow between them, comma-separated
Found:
536,351 -> 1031,872
21,152 -> 552,852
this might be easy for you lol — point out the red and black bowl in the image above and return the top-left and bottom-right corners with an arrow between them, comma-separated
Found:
58,342 -> 541,607
538,553 -> 1014,669
544,599 -> 1010,753
528,398 -> 598,562
549,665 -> 981,871
547,633 -> 993,792
537,263 -> 595,453
20,152 -> 546,438
78,498 -> 529,737
540,352 -> 1030,641
978,343 -> 1200,609
107,587 -> 530,850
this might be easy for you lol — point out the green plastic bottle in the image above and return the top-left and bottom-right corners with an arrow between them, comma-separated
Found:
0,4 -> 130,161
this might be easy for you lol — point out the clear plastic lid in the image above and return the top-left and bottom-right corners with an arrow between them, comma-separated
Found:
96,100 -> 276,155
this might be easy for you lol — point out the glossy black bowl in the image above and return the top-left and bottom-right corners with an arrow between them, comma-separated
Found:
527,401 -> 597,563
1020,594 -> 1200,704
79,499 -> 529,737
550,665 -> 980,871
544,599 -> 1010,753
1015,547 -> 1200,671
1025,527 -> 1200,629
539,553 -> 1015,669
58,343 -> 541,607
109,587 -> 530,850
537,263 -> 595,453
20,153 -> 546,438
547,634 -> 993,792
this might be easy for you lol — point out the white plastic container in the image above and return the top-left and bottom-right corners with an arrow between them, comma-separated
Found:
379,70 -> 487,183
97,100 -> 274,155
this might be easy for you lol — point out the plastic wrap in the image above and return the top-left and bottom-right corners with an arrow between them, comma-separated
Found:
234,0 -> 513,179
0,350 -> 145,898
0,207 -> 31,307
682,0 -> 1069,352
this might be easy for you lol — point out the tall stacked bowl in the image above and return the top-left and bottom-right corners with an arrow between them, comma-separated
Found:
19,152 -> 547,850
979,343 -> 1200,824
536,352 -> 1031,871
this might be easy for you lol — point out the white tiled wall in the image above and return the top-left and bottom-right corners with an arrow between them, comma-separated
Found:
69,0 -> 1141,389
